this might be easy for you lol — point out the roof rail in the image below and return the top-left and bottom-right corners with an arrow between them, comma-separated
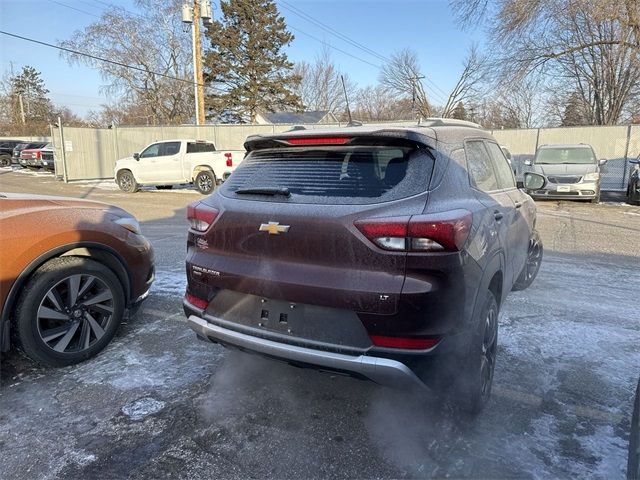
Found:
421,117 -> 483,129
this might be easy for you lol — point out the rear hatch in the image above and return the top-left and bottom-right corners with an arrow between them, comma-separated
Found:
187,134 -> 436,315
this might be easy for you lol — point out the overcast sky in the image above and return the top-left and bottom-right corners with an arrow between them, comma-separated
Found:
0,0 -> 486,116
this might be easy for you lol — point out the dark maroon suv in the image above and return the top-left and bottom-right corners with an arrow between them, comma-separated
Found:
183,120 -> 544,414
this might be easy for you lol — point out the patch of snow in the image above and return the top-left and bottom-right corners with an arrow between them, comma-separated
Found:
577,424 -> 628,479
12,167 -> 53,177
152,269 -> 187,297
122,397 -> 166,421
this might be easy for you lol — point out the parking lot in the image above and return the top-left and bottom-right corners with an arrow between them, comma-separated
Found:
1,167 -> 639,479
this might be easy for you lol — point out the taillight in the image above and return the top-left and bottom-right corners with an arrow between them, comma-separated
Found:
187,201 -> 219,232
370,335 -> 441,350
185,293 -> 209,310
224,152 -> 232,167
354,209 -> 472,252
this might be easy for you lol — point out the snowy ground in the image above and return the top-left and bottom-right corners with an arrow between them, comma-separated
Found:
0,170 -> 639,479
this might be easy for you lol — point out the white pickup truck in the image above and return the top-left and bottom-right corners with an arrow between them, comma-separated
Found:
114,139 -> 244,194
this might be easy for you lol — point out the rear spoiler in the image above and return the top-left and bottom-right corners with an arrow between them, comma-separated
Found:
244,129 -> 437,152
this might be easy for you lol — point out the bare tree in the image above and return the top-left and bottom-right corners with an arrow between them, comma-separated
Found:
294,47 -> 358,116
379,49 -> 434,118
60,0 -> 194,125
450,0 -> 640,125
353,85 -> 413,122
441,45 -> 488,117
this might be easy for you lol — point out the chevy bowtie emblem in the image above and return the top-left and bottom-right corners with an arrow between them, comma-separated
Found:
259,222 -> 290,235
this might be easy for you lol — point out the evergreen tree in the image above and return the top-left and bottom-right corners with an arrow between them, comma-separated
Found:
9,66 -> 54,124
203,0 -> 302,123
451,101 -> 468,120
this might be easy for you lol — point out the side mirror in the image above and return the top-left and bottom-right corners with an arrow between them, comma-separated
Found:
598,158 -> 607,166
133,152 -> 140,161
524,159 -> 532,166
523,172 -> 546,191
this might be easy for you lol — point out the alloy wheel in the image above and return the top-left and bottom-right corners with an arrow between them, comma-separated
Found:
120,175 -> 132,191
525,236 -> 542,281
198,175 -> 213,192
479,305 -> 497,402
36,274 -> 115,353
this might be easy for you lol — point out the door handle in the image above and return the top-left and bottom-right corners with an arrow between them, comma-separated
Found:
494,211 -> 503,221
514,201 -> 523,209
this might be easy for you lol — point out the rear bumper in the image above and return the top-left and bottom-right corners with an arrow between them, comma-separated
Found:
186,313 -> 430,392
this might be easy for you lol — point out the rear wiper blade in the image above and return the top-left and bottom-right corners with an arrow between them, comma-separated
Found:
234,186 -> 291,197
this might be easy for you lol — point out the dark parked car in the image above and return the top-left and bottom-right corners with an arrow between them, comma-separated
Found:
0,193 -> 154,366
629,377 -> 640,480
0,140 -> 25,167
628,155 -> 640,206
13,142 -> 47,166
183,120 -> 545,415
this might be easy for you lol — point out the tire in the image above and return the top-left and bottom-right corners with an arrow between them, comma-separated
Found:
156,185 -> 173,190
629,378 -> 640,480
13,257 -> 125,367
117,170 -> 139,193
512,230 -> 543,291
448,290 -> 499,415
194,170 -> 216,195
629,183 -> 640,206
591,189 -> 601,204
0,155 -> 10,167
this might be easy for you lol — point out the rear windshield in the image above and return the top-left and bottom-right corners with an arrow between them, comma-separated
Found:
535,147 -> 596,164
221,144 -> 434,204
187,142 -> 216,153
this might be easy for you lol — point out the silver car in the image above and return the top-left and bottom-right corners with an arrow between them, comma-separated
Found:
524,144 -> 607,203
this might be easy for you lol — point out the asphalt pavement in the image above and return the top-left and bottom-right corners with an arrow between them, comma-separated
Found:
1,168 -> 639,479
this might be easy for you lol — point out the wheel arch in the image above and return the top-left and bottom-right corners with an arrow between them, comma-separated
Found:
471,251 -> 505,323
192,165 -> 216,181
115,167 -> 132,178
1,242 -> 132,352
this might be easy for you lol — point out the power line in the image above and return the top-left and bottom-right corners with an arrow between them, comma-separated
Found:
0,31 -> 204,87
87,0 -> 147,20
287,25 -> 381,69
279,0 -> 389,63
278,0 -> 449,102
48,0 -> 99,17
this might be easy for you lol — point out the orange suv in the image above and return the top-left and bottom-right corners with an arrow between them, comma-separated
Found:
0,193 -> 154,367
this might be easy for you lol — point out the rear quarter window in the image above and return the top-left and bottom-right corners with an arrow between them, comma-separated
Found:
221,145 -> 435,204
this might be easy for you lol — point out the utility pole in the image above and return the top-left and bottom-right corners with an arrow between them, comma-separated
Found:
410,75 -> 425,122
18,94 -> 25,124
183,1 -> 211,125
193,0 -> 205,125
